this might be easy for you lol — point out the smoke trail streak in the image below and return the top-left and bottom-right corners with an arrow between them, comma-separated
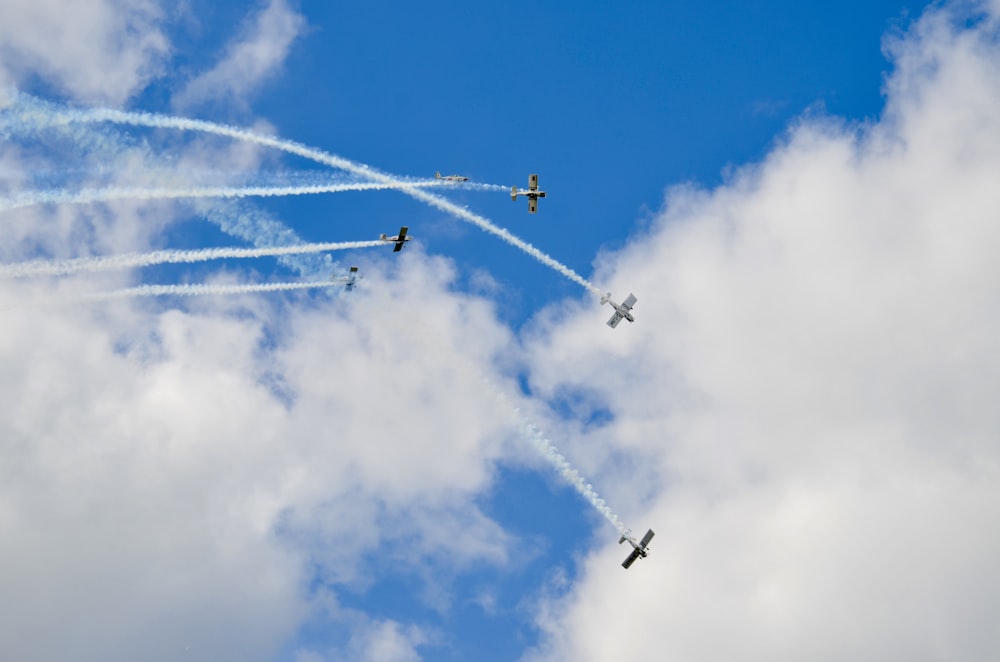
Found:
90,279 -> 341,300
515,406 -> 628,534
42,106 -> 603,296
0,94 -> 342,277
0,240 -> 385,279
0,180 -> 451,214
192,199 -> 333,278
482,376 -> 627,534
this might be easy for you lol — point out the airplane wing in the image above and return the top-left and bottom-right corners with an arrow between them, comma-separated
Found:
639,529 -> 655,548
622,548 -> 642,569
622,293 -> 638,311
529,173 -> 538,191
607,311 -> 625,328
528,198 -> 537,213
394,226 -> 409,252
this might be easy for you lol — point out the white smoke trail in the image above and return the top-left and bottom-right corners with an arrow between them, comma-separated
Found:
514,407 -> 628,534
443,182 -> 511,193
481,376 -> 628,534
370,299 -> 627,536
1,94 -> 345,277
0,240 -> 386,279
0,180 -> 449,214
193,199 -> 334,278
42,106 -> 603,296
90,279 -> 341,300
475,183 -> 510,192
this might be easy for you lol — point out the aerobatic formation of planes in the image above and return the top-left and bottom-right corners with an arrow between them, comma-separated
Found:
365,173 -> 650,567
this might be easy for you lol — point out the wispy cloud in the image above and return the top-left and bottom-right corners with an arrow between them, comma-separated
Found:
173,0 -> 305,111
0,0 -> 169,104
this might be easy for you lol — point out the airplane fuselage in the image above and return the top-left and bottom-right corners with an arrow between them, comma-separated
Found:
511,188 -> 547,201
513,174 -> 546,212
601,294 -> 636,323
435,172 -> 468,182
619,534 -> 647,554
380,225 -> 412,252
610,303 -> 634,323
601,292 -> 636,329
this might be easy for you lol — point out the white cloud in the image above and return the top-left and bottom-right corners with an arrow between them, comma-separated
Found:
173,0 -> 305,111
523,3 -> 1000,660
0,0 -> 170,104
0,95 -> 523,658
347,620 -> 429,662
0,250 -> 522,660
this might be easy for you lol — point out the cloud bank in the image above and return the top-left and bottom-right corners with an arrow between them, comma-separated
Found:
524,4 -> 1000,660
0,252 -> 519,661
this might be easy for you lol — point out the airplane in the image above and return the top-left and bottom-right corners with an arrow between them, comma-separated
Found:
331,266 -> 361,292
379,225 -> 412,252
511,173 -> 547,213
619,528 -> 655,569
601,292 -> 637,328
435,171 -> 469,182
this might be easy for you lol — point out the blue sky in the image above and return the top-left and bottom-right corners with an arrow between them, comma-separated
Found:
5,1 -> 1000,661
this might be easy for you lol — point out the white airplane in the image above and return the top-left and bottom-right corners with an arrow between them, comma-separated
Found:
435,171 -> 469,182
331,266 -> 361,291
601,292 -> 637,328
619,529 -> 654,569
379,225 -> 412,252
511,173 -> 546,213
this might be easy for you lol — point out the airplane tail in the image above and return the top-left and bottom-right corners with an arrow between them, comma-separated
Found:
380,233 -> 387,240
435,171 -> 442,179
511,186 -> 518,201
